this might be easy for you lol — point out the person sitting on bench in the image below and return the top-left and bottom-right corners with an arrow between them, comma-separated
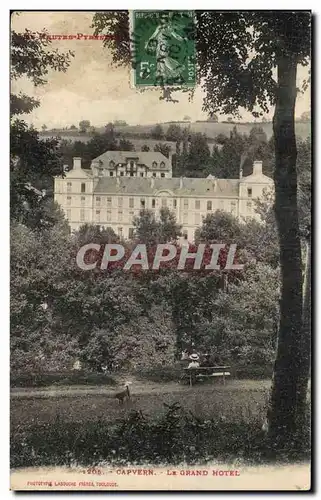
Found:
187,353 -> 200,369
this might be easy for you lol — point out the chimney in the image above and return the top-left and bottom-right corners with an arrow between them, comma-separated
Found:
73,157 -> 82,170
253,160 -> 263,176
240,168 -> 243,180
180,177 -> 183,189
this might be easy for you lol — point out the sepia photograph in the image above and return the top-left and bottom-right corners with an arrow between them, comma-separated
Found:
10,9 -> 311,491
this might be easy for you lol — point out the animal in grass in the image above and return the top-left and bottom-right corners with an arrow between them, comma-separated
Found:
114,381 -> 132,405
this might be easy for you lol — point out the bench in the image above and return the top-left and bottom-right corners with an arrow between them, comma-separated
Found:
183,366 -> 231,387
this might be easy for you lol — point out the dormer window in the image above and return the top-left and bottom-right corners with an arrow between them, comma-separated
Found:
160,161 -> 165,169
109,160 -> 115,168
152,161 -> 157,168
247,188 -> 252,197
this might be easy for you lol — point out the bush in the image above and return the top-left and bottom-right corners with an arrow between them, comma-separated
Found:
134,363 -> 182,383
10,371 -> 117,388
10,403 -> 310,468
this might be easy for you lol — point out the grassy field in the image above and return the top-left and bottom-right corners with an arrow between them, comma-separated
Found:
11,379 -> 271,429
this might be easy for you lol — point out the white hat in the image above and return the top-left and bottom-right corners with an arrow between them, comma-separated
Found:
190,353 -> 199,361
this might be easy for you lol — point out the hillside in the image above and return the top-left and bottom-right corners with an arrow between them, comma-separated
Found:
40,120 -> 311,144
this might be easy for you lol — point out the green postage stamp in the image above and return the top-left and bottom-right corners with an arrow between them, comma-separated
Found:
130,10 -> 196,88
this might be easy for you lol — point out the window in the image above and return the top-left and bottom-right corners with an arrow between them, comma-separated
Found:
140,198 -> 145,208
67,182 -> 72,193
110,171 -> 114,176
162,198 -> 167,208
81,196 -> 85,206
195,200 -> 200,210
96,196 -> 101,206
128,228 -> 135,239
247,188 -> 252,197
219,199 -> 224,209
129,198 -> 134,208
129,211 -> 134,217
109,160 -> 115,168
118,197 -> 123,207
107,197 -> 112,207
207,200 -> 212,211
120,172 -> 124,176
140,172 -> 144,177
183,212 -> 188,224
81,183 -> 86,193
118,227 -> 123,237
160,173 -> 165,178
152,161 -> 157,168
194,213 -> 201,225
184,199 -> 189,209
96,210 -> 101,222
247,201 -> 252,211
231,201 -> 237,214
80,209 -> 85,222
67,196 -> 71,206
160,161 -> 165,168
173,199 -> 177,208
118,211 -> 123,222
66,209 -> 71,219
152,199 -> 156,208
183,230 -> 188,240
107,210 -> 111,222
152,173 -> 157,177
130,172 -> 134,177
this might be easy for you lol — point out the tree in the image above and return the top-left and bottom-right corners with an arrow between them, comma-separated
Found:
92,11 -> 311,448
141,145 -> 150,152
79,120 -> 91,133
41,124 -> 47,132
186,132 -> 211,177
166,124 -> 183,142
196,210 -> 241,245
10,28 -> 73,226
151,124 -> 164,140
70,124 -> 77,130
118,137 -> 134,151
154,143 -> 171,158
208,113 -> 218,122
183,115 -> 191,121
227,117 -> 233,123
158,207 -> 182,243
132,208 -> 181,244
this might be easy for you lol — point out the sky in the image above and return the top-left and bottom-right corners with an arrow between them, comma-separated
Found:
11,11 -> 311,129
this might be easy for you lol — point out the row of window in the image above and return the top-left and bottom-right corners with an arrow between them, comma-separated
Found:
66,183 -> 253,198
65,196 -> 240,211
67,205 -> 251,224
109,160 -> 166,169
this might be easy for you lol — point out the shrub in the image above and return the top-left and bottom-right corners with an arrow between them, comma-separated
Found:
10,371 -> 117,388
10,403 -> 310,468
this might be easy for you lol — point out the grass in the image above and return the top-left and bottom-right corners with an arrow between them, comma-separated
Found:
11,379 -> 270,428
10,379 -> 311,468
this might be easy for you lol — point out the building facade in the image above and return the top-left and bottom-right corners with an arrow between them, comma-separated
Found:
54,151 -> 274,241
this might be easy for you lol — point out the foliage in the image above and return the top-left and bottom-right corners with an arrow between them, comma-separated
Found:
79,120 -> 91,133
11,27 -> 73,226
10,402 -> 310,468
132,208 -> 182,244
153,142 -> 171,158
151,124 -> 165,140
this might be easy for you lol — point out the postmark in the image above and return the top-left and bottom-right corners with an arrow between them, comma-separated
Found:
130,10 -> 196,89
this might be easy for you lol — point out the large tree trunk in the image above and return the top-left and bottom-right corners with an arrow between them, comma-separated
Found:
268,55 -> 309,448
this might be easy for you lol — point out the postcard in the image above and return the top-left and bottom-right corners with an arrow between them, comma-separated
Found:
10,9 -> 311,491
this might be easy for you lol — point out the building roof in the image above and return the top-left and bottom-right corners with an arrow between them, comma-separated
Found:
94,177 -> 240,197
92,151 -> 171,171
